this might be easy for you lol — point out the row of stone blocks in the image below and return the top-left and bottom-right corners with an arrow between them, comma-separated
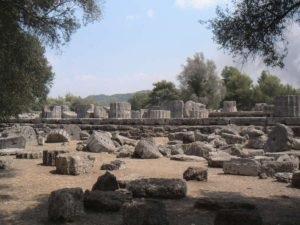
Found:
42,150 -> 95,175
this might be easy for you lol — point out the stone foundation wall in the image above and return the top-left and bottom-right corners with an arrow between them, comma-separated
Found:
2,117 -> 300,139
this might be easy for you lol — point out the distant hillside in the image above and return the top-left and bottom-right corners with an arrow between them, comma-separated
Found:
86,90 -> 149,106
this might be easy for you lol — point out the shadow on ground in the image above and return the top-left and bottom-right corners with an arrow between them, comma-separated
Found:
1,190 -> 300,225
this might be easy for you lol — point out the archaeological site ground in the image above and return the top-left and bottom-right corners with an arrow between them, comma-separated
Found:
1,97 -> 300,225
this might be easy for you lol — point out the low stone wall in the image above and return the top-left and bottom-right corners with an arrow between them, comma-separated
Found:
2,117 -> 300,139
2,117 -> 300,126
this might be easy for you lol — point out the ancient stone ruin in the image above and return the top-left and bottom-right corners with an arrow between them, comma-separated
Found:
2,95 -> 300,224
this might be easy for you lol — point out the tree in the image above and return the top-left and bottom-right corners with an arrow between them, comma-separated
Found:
0,33 -> 53,118
0,0 -> 102,118
0,0 -> 102,47
208,0 -> 300,68
221,66 -> 254,110
178,53 -> 225,109
128,91 -> 151,110
149,80 -> 180,106
253,70 -> 300,104
45,93 -> 98,111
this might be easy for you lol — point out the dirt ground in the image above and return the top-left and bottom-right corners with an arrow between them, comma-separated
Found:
1,141 -> 300,225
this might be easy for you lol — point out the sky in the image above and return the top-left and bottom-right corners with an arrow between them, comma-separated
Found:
46,0 -> 300,97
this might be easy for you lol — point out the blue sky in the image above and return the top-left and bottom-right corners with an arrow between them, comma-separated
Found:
46,0 -> 300,97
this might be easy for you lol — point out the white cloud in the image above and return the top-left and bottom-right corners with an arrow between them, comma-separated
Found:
212,23 -> 300,87
175,0 -> 226,9
146,9 -> 155,19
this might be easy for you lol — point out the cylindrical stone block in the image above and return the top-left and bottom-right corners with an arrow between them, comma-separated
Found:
223,101 -> 237,113
274,95 -> 300,117
149,110 -> 171,119
109,102 -> 131,119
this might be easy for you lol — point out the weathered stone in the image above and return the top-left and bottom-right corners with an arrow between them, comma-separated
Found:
274,95 -> 300,117
195,131 -> 209,142
222,101 -> 237,113
169,131 -> 195,143
62,110 -> 77,119
75,104 -> 94,118
261,161 -> 295,176
76,142 -> 86,152
3,125 -> 37,145
94,105 -> 108,119
116,145 -> 134,158
149,137 -> 169,146
80,131 -> 90,140
223,158 -> 261,176
194,198 -> 256,211
0,148 -> 24,156
247,135 -> 267,149
210,137 -> 228,149
55,153 -> 95,175
240,126 -> 264,138
84,189 -> 132,212
109,102 -> 131,119
170,154 -> 206,162
43,150 -> 69,166
127,178 -> 187,199
16,151 -> 42,159
214,209 -> 262,225
182,141 -> 215,158
274,172 -> 293,183
37,136 -> 45,146
221,144 -> 249,158
158,145 -> 172,157
46,129 -> 70,143
123,200 -> 169,225
101,160 -> 126,171
183,167 -> 207,181
149,110 -> 171,119
0,157 -> 14,170
277,154 -> 299,170
43,105 -> 62,119
48,188 -> 84,222
92,171 -> 119,191
184,100 -> 208,118
264,124 -> 294,152
169,144 -> 184,155
131,110 -> 141,119
292,171 -> 300,188
112,133 -> 137,146
254,156 -> 274,164
0,136 -> 26,149
207,151 -> 236,168
247,149 -> 265,157
221,133 -> 247,145
117,174 -> 146,189
62,124 -> 81,140
86,131 -> 116,153
259,172 -> 268,179
218,125 -> 240,136
160,100 -> 184,118
133,139 -> 162,159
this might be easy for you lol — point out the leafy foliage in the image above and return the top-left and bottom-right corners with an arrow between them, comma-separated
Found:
0,0 -> 103,118
253,70 -> 300,104
45,93 -> 97,111
149,80 -> 180,106
128,91 -> 151,110
0,0 -> 102,47
0,32 -> 53,118
221,66 -> 254,110
208,0 -> 300,68
178,53 -> 226,109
